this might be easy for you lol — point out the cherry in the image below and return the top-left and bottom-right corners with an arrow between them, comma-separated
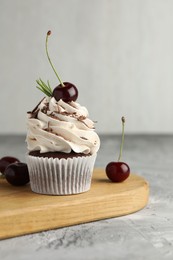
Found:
4,162 -> 29,186
52,82 -> 78,102
0,156 -> 20,175
106,162 -> 130,182
105,117 -> 130,182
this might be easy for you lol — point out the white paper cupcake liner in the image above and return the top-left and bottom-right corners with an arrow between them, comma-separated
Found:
27,153 -> 97,195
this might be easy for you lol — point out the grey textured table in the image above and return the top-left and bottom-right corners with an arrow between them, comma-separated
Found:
0,135 -> 173,260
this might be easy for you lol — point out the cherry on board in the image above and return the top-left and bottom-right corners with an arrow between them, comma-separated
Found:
105,117 -> 130,182
106,162 -> 130,182
0,156 -> 20,175
4,162 -> 30,186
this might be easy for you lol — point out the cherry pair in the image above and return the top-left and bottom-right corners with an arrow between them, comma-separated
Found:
0,157 -> 29,186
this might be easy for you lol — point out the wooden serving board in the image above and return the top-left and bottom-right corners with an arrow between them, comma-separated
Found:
0,169 -> 149,240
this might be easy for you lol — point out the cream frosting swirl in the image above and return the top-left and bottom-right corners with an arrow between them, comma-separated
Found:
26,97 -> 100,154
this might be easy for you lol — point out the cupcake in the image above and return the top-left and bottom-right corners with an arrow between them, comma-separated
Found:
26,31 -> 100,195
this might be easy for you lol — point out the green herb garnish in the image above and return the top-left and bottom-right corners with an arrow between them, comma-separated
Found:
36,79 -> 53,97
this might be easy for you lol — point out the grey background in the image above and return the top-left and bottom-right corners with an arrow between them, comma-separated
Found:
1,0 -> 173,134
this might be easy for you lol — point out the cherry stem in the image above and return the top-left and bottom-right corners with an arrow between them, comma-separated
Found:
118,116 -> 125,162
46,31 -> 64,87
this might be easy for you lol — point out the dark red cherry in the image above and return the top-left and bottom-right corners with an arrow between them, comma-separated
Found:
106,162 -> 130,182
105,117 -> 130,183
52,82 -> 78,102
0,156 -> 20,175
4,162 -> 29,186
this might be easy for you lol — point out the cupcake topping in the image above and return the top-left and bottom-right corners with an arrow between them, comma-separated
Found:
26,97 -> 100,154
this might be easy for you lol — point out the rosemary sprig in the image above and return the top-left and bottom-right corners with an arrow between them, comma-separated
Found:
36,78 -> 53,97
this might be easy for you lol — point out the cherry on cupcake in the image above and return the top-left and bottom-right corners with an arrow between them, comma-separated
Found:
0,156 -> 20,175
52,82 -> 78,103
105,117 -> 130,182
4,162 -> 29,186
36,30 -> 78,102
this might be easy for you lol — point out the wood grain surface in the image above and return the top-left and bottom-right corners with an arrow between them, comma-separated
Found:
0,168 -> 149,240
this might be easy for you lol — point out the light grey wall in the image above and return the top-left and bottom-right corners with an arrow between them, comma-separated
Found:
0,0 -> 173,134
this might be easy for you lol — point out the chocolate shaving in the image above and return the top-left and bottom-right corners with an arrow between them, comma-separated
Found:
80,137 -> 88,140
30,137 -> 36,141
60,111 -> 77,116
41,101 -> 49,114
27,97 -> 46,119
44,122 -> 53,132
41,105 -> 49,114
78,115 -> 86,121
61,111 -> 70,116
27,97 -> 45,115
28,109 -> 39,119
49,113 -> 63,121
